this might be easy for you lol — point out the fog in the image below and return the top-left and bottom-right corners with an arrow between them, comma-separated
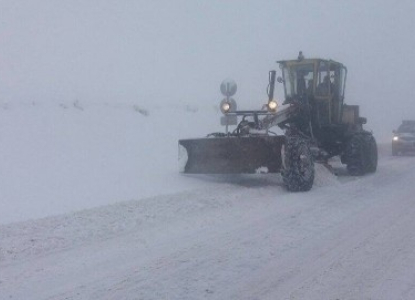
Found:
1,0 -> 415,141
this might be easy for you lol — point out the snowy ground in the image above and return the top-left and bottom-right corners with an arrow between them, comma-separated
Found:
1,102 -> 415,300
0,101 -> 223,224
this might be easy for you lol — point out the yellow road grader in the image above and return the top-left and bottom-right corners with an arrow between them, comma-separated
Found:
179,53 -> 377,191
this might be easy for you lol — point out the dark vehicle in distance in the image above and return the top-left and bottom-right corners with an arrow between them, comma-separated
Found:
392,120 -> 415,155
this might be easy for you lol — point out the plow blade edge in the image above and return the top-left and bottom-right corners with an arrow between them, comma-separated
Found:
179,136 -> 285,174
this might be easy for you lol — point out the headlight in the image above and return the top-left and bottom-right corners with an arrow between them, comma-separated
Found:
220,98 -> 237,114
221,102 -> 231,113
393,136 -> 399,141
267,100 -> 278,112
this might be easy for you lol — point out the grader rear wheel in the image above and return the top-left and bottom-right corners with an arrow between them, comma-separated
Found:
364,134 -> 378,173
346,134 -> 366,176
345,134 -> 377,176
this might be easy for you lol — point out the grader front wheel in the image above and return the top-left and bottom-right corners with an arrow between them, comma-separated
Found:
281,136 -> 315,192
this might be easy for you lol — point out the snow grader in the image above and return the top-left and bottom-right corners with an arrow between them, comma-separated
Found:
178,53 -> 378,191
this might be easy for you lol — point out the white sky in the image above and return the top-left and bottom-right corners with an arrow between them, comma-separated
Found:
1,0 -> 415,139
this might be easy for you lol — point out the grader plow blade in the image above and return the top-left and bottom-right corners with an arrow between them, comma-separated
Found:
178,136 -> 285,174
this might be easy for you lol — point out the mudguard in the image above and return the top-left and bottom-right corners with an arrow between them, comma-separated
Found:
179,135 -> 285,174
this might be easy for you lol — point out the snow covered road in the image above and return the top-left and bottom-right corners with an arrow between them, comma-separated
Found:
3,1 -> 415,298
2,145 -> 415,300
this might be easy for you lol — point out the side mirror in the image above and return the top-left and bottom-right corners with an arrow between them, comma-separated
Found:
277,76 -> 284,83
357,117 -> 367,125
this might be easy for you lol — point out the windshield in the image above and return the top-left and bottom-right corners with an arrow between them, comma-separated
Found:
281,63 -> 314,97
397,124 -> 415,133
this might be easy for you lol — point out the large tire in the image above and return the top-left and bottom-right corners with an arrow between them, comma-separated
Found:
364,134 -> 378,173
281,136 -> 314,192
345,134 -> 366,176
